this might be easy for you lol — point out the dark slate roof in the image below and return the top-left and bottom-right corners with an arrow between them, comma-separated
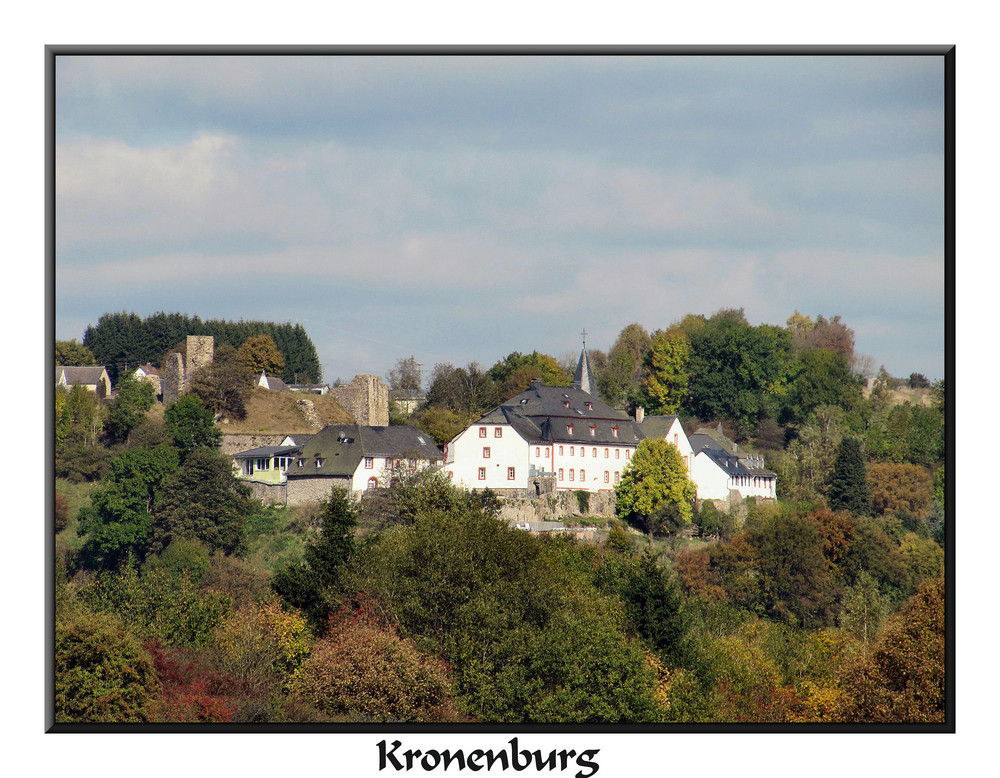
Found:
232,445 -> 301,459
260,374 -> 289,391
574,348 -> 595,395
637,415 -> 680,440
690,431 -> 776,477
472,382 -> 641,446
287,424 -> 442,479
57,366 -> 109,385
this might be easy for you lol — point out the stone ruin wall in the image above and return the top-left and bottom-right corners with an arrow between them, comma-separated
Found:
161,351 -> 185,406
161,335 -> 215,404
329,374 -> 389,426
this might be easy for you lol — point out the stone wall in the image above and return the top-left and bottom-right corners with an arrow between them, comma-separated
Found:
286,475 -> 352,506
185,335 -> 215,386
246,481 -> 288,505
329,374 -> 389,426
497,489 -> 617,524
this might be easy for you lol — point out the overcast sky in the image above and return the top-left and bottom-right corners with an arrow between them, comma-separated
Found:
54,52 -> 946,383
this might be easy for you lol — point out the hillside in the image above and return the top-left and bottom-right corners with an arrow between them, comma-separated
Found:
218,388 -> 353,434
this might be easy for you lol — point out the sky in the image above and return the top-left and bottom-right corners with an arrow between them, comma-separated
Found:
54,52 -> 947,383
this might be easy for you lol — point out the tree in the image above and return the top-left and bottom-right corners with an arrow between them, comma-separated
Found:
597,323 -> 651,410
188,344 -> 253,420
387,356 -> 423,397
839,571 -> 889,645
827,437 -> 872,516
104,372 -> 155,441
642,329 -> 691,415
271,489 -> 359,631
290,605 -> 454,723
488,351 -> 571,398
164,394 -> 222,460
55,607 -> 160,723
237,334 -> 285,377
151,448 -> 256,556
77,444 -> 181,569
424,362 -> 498,417
615,439 -> 696,535
682,309 -> 792,433
833,577 -> 945,723
867,463 -> 933,519
55,339 -> 96,366
784,349 -> 861,424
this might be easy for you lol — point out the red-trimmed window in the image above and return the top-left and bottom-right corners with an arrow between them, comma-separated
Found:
544,448 -> 550,458
367,477 -> 378,490
570,446 -> 575,456
592,447 -> 597,457
567,423 -> 574,435
590,424 -> 596,437
495,427 -> 503,438
604,471 -> 610,483
569,470 -> 575,481
559,446 -> 564,456
580,469 -> 585,481
615,449 -> 620,459
364,457 -> 374,469
535,447 -> 540,457
478,467 -> 486,480
625,450 -> 631,460
614,471 -> 620,484
508,467 -> 516,480
605,448 -> 609,458
479,427 -> 487,438
558,468 -> 564,481
483,447 -> 491,458
612,425 -> 619,437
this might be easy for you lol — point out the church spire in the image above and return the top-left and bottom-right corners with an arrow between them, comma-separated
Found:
574,328 -> 594,395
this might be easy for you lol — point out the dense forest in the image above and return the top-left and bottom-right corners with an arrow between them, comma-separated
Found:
79,311 -> 322,384
54,308 -> 947,724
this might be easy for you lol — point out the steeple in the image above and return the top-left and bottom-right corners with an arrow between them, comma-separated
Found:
574,328 -> 594,395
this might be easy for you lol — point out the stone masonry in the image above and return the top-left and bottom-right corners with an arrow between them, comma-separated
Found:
161,335 -> 215,405
329,374 -> 389,426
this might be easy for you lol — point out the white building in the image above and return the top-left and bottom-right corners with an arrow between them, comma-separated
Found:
689,427 -> 777,501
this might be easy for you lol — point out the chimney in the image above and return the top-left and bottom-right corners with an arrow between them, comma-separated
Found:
635,407 -> 645,423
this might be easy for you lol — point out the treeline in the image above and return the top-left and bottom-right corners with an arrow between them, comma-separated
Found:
81,311 -> 322,384
56,468 -> 945,724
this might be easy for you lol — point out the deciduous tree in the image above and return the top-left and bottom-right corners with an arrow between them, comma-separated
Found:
104,372 -> 155,442
164,394 -> 222,460
615,439 -> 696,535
237,334 -> 285,377
642,329 -> 691,415
55,339 -> 96,366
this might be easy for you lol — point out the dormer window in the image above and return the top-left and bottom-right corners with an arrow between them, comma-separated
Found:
564,400 -> 571,409
567,423 -> 574,436
586,402 -> 593,411
612,426 -> 619,437
316,457 -> 325,468
590,424 -> 596,437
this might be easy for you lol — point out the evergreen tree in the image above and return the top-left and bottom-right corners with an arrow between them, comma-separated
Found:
827,436 -> 872,516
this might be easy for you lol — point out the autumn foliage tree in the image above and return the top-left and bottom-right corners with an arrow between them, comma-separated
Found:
615,439 -> 696,536
237,334 -> 285,377
867,463 -> 934,519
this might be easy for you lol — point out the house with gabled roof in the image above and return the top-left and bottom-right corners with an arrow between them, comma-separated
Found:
283,424 -> 442,504
256,371 -> 289,391
689,425 -> 777,502
56,366 -> 112,402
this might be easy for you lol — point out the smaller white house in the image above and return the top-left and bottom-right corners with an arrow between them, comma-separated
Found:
689,428 -> 777,502
256,371 -> 289,391
636,412 -> 695,477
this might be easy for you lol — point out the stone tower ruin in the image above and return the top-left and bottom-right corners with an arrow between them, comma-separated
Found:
161,335 -> 215,405
329,374 -> 390,426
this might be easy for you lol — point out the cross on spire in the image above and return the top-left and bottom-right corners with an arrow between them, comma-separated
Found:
581,328 -> 588,349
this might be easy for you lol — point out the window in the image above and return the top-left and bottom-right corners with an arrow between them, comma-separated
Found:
479,427 -> 487,438
478,467 -> 486,480
586,402 -> 593,410
592,447 -> 597,457
495,427 -> 503,438
558,468 -> 564,481
567,423 -> 574,435
605,448 -> 609,458
535,447 -> 540,457
297,459 -> 304,468
614,471 -> 620,484
569,469 -> 575,481
364,457 -> 374,469
604,471 -> 610,484
580,469 -> 585,481
559,446 -> 564,455
590,425 -> 596,437
570,446 -> 575,456
625,450 -> 631,460
508,467 -> 516,480
612,425 -> 619,437
483,447 -> 491,458
615,449 -> 620,459
315,458 -> 324,468
544,448 -> 550,457
674,433 -> 679,447
367,477 -> 378,490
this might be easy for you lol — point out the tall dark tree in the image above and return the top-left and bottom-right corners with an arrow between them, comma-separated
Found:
271,489 -> 359,632
827,437 -> 872,516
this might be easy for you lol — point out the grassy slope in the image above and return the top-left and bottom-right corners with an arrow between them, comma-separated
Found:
219,389 -> 353,434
